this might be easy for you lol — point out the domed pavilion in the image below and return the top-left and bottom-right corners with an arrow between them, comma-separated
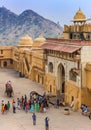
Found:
18,35 -> 33,47
72,8 -> 86,23
33,34 -> 46,48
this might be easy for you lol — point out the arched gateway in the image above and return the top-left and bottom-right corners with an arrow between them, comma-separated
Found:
57,63 -> 65,94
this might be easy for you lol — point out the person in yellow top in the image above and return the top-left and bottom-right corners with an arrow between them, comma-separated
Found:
1,104 -> 5,114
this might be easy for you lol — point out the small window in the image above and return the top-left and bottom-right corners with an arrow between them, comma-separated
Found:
1,50 -> 3,54
10,59 -> 13,64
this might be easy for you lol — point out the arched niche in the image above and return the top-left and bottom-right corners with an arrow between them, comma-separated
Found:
48,62 -> 53,73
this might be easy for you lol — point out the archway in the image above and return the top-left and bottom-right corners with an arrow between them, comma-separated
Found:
57,63 -> 65,93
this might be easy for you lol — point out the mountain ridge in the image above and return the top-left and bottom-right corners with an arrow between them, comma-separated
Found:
0,7 -> 63,46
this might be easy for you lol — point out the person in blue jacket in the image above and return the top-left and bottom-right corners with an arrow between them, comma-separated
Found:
32,113 -> 36,125
45,117 -> 49,130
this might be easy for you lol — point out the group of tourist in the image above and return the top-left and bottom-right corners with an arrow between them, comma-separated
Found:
15,92 -> 49,113
1,100 -> 10,114
1,92 -> 50,130
1,92 -> 50,114
1,81 -> 66,130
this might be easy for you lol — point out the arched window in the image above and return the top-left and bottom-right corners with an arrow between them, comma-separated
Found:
48,62 -> 53,73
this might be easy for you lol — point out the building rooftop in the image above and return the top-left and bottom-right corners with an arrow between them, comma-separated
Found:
41,43 -> 81,53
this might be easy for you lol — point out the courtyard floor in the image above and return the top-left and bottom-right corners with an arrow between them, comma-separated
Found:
0,68 -> 91,130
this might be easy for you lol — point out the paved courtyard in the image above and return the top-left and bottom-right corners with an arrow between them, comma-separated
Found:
0,69 -> 91,130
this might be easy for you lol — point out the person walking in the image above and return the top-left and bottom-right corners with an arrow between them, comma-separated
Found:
4,104 -> 8,114
13,101 -> 16,113
32,113 -> 36,125
1,104 -> 5,114
7,101 -> 10,111
56,98 -> 60,108
24,94 -> 27,102
25,101 -> 29,113
45,117 -> 49,130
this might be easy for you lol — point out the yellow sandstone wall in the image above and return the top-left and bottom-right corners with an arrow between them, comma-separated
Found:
86,70 -> 91,89
1,59 -> 13,69
44,73 -> 56,95
81,88 -> 91,107
0,47 -> 13,68
85,63 -> 91,90
65,81 -> 81,110
62,33 -> 69,39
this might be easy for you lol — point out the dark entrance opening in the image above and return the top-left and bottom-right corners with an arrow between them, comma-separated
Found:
3,61 -> 7,67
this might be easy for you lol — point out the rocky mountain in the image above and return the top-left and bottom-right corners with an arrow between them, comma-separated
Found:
0,7 -> 63,46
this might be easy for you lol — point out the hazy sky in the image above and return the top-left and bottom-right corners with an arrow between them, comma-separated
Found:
0,0 -> 91,26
